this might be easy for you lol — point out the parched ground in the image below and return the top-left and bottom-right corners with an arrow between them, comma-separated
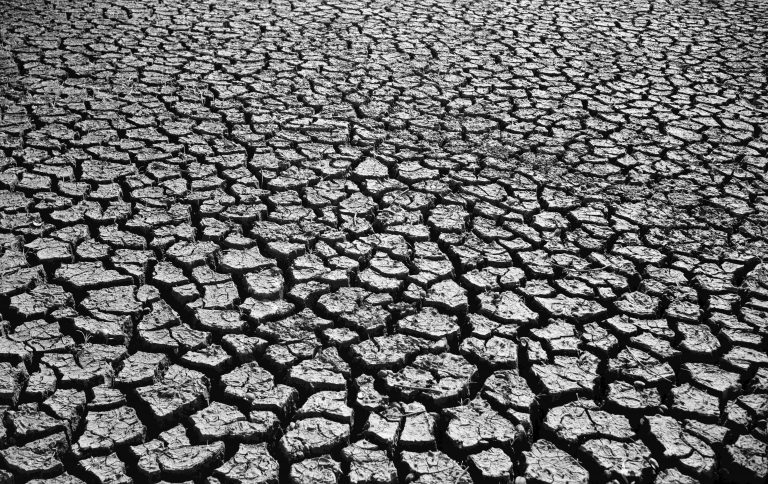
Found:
0,0 -> 767,482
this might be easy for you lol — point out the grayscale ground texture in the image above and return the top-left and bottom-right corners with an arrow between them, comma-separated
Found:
0,0 -> 767,482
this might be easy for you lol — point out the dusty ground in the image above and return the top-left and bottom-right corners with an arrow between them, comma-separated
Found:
0,0 -> 767,482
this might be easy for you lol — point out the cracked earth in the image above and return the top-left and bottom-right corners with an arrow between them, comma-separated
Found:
0,0 -> 767,482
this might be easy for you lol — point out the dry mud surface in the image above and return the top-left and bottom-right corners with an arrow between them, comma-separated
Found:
0,0 -> 767,482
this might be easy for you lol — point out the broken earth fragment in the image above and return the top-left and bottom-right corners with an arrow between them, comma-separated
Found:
523,439 -> 589,484
213,443 -> 279,483
278,417 -> 351,462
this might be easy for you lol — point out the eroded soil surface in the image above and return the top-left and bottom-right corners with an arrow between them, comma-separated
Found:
0,0 -> 767,482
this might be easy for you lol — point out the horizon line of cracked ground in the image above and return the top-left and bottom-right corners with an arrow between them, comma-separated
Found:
0,0 -> 768,482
